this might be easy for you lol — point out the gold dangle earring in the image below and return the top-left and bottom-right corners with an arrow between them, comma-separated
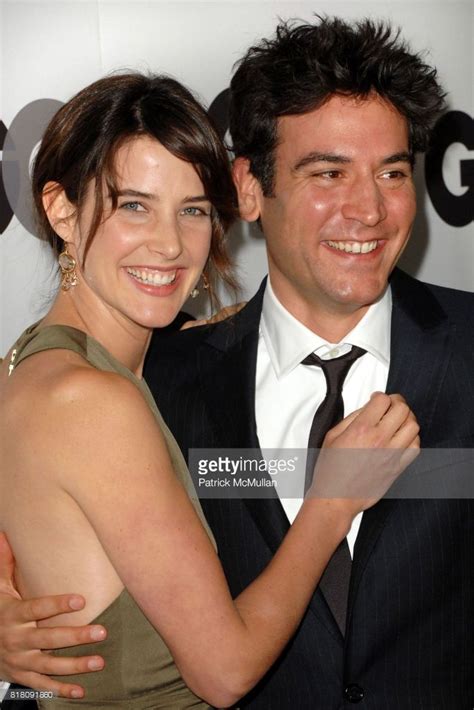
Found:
190,271 -> 210,299
58,244 -> 78,291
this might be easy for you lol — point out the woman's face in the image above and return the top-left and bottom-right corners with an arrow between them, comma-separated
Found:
70,135 -> 212,330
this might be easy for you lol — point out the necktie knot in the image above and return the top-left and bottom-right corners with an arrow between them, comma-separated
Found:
302,345 -> 366,394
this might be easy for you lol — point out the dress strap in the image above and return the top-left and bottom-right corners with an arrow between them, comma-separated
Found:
10,323 -> 134,379
8,323 -> 161,419
11,323 -> 88,372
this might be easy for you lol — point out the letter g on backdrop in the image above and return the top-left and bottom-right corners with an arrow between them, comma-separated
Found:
425,110 -> 474,227
0,97 -> 473,235
0,99 -> 63,235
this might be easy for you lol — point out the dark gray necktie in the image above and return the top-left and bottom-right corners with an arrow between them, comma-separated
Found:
302,345 -> 366,634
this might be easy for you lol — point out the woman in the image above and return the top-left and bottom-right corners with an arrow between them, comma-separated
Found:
0,74 -> 419,708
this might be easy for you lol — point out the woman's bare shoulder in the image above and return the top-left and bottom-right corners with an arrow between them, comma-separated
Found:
3,348 -> 156,449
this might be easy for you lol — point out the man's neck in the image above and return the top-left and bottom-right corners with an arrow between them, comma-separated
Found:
266,276 -> 382,342
302,311 -> 370,343
271,292 -> 370,342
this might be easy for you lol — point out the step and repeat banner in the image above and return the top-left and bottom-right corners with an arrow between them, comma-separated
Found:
1,0 -> 473,354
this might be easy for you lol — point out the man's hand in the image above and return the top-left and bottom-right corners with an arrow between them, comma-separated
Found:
0,533 -> 106,700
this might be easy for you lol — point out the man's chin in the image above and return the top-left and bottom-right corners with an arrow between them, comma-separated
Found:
328,286 -> 379,306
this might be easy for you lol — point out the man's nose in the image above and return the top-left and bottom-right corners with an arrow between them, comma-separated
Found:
341,177 -> 387,226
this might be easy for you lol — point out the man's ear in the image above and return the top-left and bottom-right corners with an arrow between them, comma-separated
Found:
232,158 -> 263,222
42,182 -> 76,242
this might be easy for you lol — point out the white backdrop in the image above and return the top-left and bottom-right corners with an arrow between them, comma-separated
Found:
1,0 -> 473,355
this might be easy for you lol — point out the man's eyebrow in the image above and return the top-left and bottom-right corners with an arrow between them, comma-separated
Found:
292,150 -> 413,173
382,151 -> 413,165
293,152 -> 352,172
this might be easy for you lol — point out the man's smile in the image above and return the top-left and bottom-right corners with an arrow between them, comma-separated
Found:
324,240 -> 380,254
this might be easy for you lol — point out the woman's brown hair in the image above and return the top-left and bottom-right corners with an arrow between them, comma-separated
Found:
32,73 -> 238,297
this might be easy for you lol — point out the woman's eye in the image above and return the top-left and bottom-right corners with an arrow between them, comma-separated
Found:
121,201 -> 145,212
180,206 -> 210,217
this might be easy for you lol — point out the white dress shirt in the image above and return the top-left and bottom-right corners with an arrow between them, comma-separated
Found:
0,283 -> 392,693
255,279 -> 392,556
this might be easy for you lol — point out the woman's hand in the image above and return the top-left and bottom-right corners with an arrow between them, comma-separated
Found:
0,533 -> 105,700
180,302 -> 246,329
308,392 -> 420,517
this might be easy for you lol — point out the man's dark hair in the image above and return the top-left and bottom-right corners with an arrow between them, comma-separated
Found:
229,16 -> 446,195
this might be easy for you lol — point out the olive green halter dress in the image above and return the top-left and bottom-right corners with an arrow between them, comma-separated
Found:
9,323 -> 214,709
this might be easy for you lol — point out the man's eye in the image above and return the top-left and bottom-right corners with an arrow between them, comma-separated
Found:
382,170 -> 407,180
311,170 -> 342,179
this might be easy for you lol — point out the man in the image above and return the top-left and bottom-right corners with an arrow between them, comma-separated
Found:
1,16 -> 473,709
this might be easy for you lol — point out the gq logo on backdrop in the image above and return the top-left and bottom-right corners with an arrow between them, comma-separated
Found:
0,93 -> 473,235
425,111 -> 474,227
0,99 -> 63,235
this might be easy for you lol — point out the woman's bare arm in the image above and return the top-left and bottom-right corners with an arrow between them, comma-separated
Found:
42,370 -> 416,706
0,365 -> 418,705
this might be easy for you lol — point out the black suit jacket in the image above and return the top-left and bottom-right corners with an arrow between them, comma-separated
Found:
146,268 -> 473,710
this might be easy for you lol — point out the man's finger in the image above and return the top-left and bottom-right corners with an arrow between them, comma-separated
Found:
16,650 -> 105,676
21,623 -> 107,651
16,594 -> 86,623
11,670 -> 86,700
0,533 -> 15,568
0,533 -> 17,591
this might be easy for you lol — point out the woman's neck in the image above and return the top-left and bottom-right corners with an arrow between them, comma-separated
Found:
42,291 -> 152,378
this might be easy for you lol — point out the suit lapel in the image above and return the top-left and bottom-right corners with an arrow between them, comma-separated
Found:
197,282 -> 341,640
347,269 -> 454,627
197,281 -> 290,553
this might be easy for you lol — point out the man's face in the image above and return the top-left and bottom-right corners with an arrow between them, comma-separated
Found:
247,94 -> 416,334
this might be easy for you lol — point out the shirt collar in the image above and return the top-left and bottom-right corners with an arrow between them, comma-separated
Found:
260,278 -> 391,378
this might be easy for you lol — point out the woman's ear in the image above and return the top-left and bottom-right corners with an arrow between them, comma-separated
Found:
42,182 -> 76,242
232,158 -> 263,222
